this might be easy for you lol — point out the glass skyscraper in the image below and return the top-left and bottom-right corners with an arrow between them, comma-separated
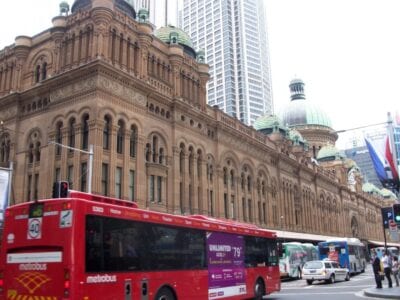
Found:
180,0 -> 273,125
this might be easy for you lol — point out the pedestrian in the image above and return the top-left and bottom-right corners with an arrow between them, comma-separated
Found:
381,251 -> 393,288
372,255 -> 383,289
392,256 -> 399,287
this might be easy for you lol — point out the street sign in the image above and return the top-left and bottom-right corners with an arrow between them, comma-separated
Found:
381,207 -> 394,229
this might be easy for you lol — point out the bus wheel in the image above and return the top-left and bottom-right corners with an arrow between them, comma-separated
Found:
253,279 -> 265,300
306,280 -> 313,285
154,287 -> 175,300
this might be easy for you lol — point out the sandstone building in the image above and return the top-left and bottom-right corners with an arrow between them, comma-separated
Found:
0,0 -> 389,244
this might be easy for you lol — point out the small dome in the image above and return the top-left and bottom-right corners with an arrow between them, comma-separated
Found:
317,144 -> 346,162
288,128 -> 306,144
253,114 -> 288,138
154,25 -> 196,58
362,182 -> 381,194
380,188 -> 398,200
254,115 -> 284,131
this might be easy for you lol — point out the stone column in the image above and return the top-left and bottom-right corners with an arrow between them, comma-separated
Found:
135,135 -> 146,206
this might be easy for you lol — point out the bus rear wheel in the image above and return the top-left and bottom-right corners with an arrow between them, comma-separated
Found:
253,279 -> 265,300
154,287 -> 175,300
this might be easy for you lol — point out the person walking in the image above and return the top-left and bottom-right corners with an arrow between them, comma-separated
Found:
372,255 -> 383,289
392,256 -> 399,287
382,251 -> 393,288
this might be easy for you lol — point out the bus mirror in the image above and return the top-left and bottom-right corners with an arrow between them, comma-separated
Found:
277,242 -> 283,257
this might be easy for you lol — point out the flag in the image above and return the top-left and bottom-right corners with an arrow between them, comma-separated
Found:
365,135 -> 399,192
0,169 -> 10,225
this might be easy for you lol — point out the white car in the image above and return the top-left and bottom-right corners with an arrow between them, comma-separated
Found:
302,260 -> 350,285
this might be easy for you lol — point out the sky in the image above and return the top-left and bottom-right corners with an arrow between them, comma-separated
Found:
0,0 -> 399,149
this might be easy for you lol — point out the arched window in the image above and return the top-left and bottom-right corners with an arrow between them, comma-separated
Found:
103,115 -> 111,150
82,114 -> 89,150
223,167 -> 228,186
42,62 -> 47,80
145,143 -> 151,161
247,175 -> 251,192
117,119 -> 124,154
230,170 -> 235,188
68,118 -> 76,150
55,121 -> 63,155
0,134 -> 10,163
35,65 -> 41,83
130,125 -> 137,157
152,136 -> 158,163
179,144 -> 185,174
159,148 -> 164,164
28,143 -> 34,163
188,147 -> 194,175
35,142 -> 41,162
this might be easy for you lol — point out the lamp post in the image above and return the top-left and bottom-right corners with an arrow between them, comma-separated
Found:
49,142 -> 94,194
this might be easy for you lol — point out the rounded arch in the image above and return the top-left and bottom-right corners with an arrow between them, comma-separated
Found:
27,49 -> 54,72
98,107 -> 118,121
219,150 -> 240,169
350,215 -> 359,237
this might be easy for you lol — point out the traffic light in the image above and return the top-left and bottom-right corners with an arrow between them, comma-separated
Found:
60,181 -> 69,198
52,181 -> 69,198
393,204 -> 400,223
52,182 -> 60,198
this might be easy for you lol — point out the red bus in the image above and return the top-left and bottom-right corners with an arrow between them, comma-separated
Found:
0,191 -> 280,300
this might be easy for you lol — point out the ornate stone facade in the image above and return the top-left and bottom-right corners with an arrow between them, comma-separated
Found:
0,0 -> 386,243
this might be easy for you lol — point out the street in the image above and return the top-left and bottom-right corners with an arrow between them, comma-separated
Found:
265,265 -> 384,300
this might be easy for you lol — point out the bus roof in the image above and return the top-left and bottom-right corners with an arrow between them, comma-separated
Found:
6,192 -> 277,239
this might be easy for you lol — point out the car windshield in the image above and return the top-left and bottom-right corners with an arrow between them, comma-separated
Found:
304,261 -> 323,269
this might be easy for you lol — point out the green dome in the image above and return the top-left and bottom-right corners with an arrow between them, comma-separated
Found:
380,188 -> 398,200
280,78 -> 332,128
253,114 -> 288,138
253,115 -> 287,131
155,25 -> 196,58
280,100 -> 332,128
155,25 -> 193,48
362,182 -> 381,194
316,144 -> 346,162
288,128 -> 305,144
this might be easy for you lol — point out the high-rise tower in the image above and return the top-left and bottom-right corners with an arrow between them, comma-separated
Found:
181,0 -> 273,125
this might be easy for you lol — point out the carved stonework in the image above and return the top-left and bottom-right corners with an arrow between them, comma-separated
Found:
50,77 -> 97,102
0,106 -> 17,121
98,76 -> 146,107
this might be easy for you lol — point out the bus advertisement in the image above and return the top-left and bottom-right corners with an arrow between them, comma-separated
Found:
0,191 -> 280,300
279,242 -> 318,279
318,238 -> 366,274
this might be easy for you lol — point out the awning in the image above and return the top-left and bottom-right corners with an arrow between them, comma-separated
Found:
367,239 -> 400,247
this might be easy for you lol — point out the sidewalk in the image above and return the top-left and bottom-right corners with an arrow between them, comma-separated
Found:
363,286 -> 400,299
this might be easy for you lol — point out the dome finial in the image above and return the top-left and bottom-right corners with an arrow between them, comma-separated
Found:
59,1 -> 70,16
289,78 -> 305,101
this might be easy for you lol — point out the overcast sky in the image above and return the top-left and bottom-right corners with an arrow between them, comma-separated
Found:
0,0 -> 399,149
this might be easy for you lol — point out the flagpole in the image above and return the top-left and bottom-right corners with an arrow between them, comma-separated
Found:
387,112 -> 399,198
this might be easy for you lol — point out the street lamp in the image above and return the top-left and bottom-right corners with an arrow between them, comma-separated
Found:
49,141 -> 94,194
